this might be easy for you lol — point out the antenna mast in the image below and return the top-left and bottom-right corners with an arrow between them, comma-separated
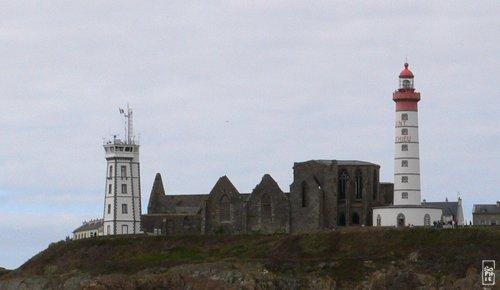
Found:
119,105 -> 134,144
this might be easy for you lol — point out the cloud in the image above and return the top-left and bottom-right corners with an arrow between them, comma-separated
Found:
0,1 -> 499,268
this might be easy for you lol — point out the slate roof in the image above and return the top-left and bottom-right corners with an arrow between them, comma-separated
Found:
73,219 -> 103,233
473,203 -> 500,214
425,201 -> 459,218
312,160 -> 379,167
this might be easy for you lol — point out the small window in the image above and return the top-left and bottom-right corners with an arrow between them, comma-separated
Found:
107,204 -> 111,214
401,128 -> 408,135
121,184 -> 127,194
402,176 -> 408,183
401,113 -> 408,121
121,165 -> 127,177
402,192 -> 408,199
401,160 -> 408,167
108,184 -> 112,194
109,166 -> 113,177
402,144 -> 408,151
107,225 -> 111,235
376,214 -> 381,226
122,204 -> 128,214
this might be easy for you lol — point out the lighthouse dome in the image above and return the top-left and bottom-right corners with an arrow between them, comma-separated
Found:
399,63 -> 414,78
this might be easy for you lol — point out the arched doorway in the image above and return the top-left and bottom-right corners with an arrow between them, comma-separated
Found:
376,214 -> 381,226
397,213 -> 405,227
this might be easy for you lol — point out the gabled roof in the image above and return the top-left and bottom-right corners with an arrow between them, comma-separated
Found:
425,201 -> 459,217
208,175 -> 240,196
73,219 -> 103,233
473,203 -> 500,214
249,174 -> 286,200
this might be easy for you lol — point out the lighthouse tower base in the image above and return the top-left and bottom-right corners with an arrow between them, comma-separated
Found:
373,206 -> 442,227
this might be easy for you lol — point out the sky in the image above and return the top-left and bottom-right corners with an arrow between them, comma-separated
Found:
1,1 -> 499,269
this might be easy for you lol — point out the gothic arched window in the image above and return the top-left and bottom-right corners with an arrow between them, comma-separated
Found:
220,195 -> 230,222
338,169 -> 349,200
301,181 -> 308,207
355,169 -> 363,199
261,193 -> 272,223
376,214 -> 381,226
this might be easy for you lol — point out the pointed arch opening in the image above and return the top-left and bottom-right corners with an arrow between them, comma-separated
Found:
338,169 -> 349,200
373,170 -> 378,201
301,181 -> 308,207
220,195 -> 230,222
355,169 -> 363,199
261,193 -> 272,224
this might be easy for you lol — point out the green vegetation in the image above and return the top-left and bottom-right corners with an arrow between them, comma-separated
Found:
11,227 -> 500,281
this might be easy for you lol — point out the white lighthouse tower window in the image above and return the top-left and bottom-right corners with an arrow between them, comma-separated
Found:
401,144 -> 408,151
108,184 -> 112,194
121,184 -> 127,194
401,129 -> 408,135
401,160 -> 408,167
122,204 -> 128,214
401,113 -> 408,121
402,192 -> 408,199
107,204 -> 111,214
121,165 -> 127,177
402,176 -> 408,183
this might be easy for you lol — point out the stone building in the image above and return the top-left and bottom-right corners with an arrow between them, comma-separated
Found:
73,219 -> 103,240
473,201 -> 500,226
141,159 -> 393,235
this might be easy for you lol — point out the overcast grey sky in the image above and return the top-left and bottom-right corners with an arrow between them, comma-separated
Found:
1,1 -> 499,269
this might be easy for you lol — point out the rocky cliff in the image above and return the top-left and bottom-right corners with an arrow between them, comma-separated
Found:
1,227 -> 499,289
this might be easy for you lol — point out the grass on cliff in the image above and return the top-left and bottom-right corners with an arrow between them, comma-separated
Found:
10,227 -> 500,281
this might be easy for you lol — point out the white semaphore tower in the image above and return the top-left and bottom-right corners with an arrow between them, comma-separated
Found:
102,105 -> 142,235
373,63 -> 442,227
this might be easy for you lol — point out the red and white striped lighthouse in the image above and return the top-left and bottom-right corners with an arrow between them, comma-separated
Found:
393,63 -> 421,206
373,62 -> 442,227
